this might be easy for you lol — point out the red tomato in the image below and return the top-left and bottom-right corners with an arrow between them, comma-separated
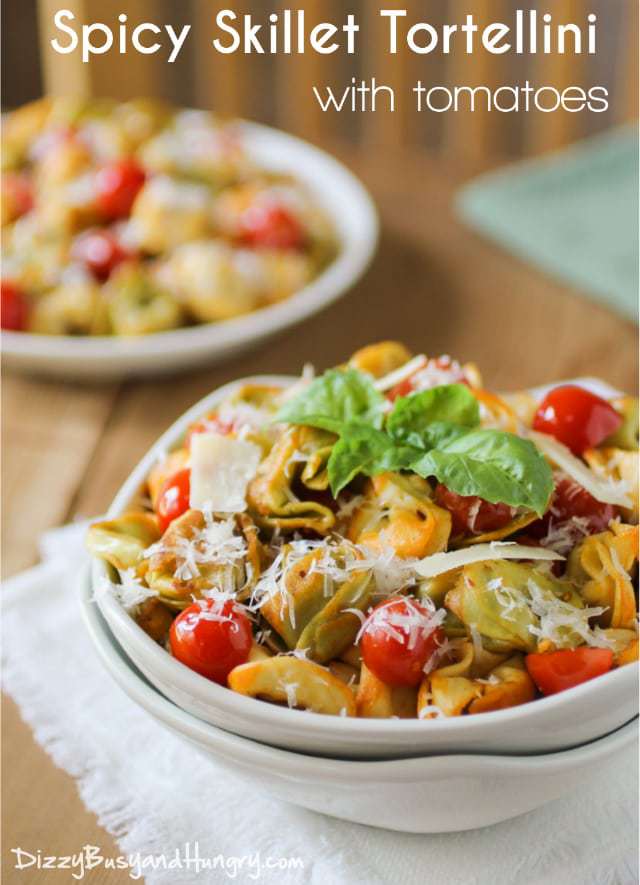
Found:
239,203 -> 305,250
435,484 -> 514,536
360,597 -> 444,687
2,172 -> 33,220
170,597 -> 252,684
526,648 -> 613,696
156,468 -> 191,534
95,159 -> 146,220
1,281 -> 29,331
532,385 -> 622,456
72,229 -> 129,280
527,474 -> 618,545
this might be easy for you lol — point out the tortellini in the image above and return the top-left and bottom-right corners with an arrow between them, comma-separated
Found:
145,510 -> 262,608
29,280 -> 109,335
445,561 -> 587,653
348,341 -> 413,378
260,544 -> 374,663
228,656 -> 356,716
347,473 -> 451,559
105,266 -> 183,336
418,643 -> 535,718
246,427 -> 336,534
567,523 -> 638,629
356,663 -> 418,718
86,513 -> 160,570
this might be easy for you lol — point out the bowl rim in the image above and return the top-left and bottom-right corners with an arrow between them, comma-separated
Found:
92,372 -> 639,744
81,567 -> 640,777
2,119 -> 378,366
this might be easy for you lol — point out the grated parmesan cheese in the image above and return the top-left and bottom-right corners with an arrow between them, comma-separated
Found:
525,578 -> 612,649
96,569 -> 158,612
144,514 -> 248,586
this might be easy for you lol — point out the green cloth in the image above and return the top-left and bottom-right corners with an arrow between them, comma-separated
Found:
456,126 -> 639,323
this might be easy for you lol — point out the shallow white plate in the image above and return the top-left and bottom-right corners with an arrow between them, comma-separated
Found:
3,122 -> 378,380
92,374 -> 639,760
80,570 -> 639,833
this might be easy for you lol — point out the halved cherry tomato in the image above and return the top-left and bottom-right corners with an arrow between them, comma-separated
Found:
96,159 -> 146,220
2,172 -> 33,220
1,281 -> 29,331
239,203 -> 304,250
170,598 -> 252,684
525,648 -> 613,696
527,474 -> 618,543
435,484 -> 514,537
71,229 -> 130,280
532,385 -> 622,456
156,468 -> 191,534
360,597 -> 444,687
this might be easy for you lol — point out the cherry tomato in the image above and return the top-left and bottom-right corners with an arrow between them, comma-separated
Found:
525,648 -> 613,696
71,229 -> 129,280
170,597 -> 252,684
239,203 -> 305,250
2,172 -> 33,220
156,468 -> 191,534
1,280 -> 29,331
95,159 -> 146,220
435,484 -> 514,537
360,597 -> 444,687
532,385 -> 622,456
527,474 -> 618,544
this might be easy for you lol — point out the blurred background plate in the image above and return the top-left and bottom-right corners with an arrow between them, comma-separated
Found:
2,121 -> 378,381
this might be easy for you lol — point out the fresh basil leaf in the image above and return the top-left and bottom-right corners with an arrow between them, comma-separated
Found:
275,368 -> 385,434
388,384 -> 480,448
411,429 -> 554,515
327,423 -> 418,496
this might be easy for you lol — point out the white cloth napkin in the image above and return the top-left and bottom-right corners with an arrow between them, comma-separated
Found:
2,523 -> 638,885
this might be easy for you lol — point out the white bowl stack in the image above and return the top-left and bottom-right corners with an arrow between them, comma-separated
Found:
86,376 -> 639,832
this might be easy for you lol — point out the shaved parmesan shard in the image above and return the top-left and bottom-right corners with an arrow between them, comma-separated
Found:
529,430 -> 632,508
189,432 -> 261,513
414,542 -> 564,579
373,355 -> 427,391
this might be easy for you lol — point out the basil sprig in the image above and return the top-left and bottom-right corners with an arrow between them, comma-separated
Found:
276,370 -> 553,515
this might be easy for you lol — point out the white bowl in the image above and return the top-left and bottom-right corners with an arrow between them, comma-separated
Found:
80,570 -> 639,834
92,374 -> 639,760
3,122 -> 378,381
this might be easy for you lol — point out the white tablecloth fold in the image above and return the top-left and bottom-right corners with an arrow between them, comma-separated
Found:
2,523 -> 638,885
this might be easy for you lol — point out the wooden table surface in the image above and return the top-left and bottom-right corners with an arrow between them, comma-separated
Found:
2,143 -> 638,882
